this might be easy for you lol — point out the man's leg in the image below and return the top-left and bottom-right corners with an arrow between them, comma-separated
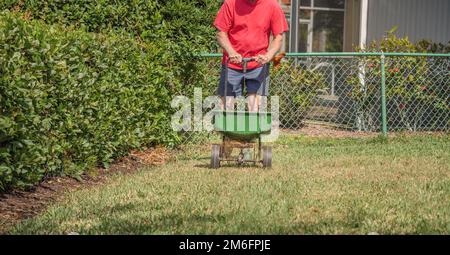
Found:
218,65 -> 243,110
247,93 -> 258,112
221,96 -> 236,111
245,65 -> 270,112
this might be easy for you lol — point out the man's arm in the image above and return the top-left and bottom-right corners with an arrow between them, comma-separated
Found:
256,34 -> 283,65
216,31 -> 242,64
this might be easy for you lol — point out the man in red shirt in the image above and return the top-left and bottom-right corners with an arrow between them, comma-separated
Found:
214,0 -> 288,111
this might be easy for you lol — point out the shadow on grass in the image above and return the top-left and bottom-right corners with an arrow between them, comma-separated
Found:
84,209 -> 373,234
194,163 -> 262,170
88,210 -> 234,234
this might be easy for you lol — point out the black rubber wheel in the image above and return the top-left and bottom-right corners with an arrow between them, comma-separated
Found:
210,144 -> 221,169
262,146 -> 272,168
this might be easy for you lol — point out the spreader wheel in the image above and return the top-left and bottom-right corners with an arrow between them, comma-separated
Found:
210,144 -> 221,169
262,145 -> 272,168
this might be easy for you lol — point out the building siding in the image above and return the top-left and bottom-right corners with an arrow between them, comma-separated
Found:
344,0 -> 362,51
367,0 -> 450,44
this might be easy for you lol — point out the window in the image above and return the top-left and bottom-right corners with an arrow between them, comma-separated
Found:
300,9 -> 312,19
314,0 -> 345,9
277,0 -> 345,52
283,17 -> 291,52
279,0 -> 292,52
312,10 -> 344,51
298,0 -> 345,52
300,0 -> 311,7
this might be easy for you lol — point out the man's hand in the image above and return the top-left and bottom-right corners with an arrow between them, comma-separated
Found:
216,31 -> 242,64
229,52 -> 243,64
256,53 -> 273,65
257,34 -> 284,65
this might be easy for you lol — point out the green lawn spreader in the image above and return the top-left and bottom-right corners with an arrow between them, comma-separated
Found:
210,58 -> 273,168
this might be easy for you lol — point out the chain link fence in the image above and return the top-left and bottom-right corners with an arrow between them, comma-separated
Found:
175,53 -> 449,143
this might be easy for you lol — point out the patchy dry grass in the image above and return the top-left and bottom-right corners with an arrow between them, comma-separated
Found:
10,134 -> 450,234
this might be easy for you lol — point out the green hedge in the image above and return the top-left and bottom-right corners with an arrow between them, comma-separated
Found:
0,1 -> 221,104
0,0 -> 221,191
0,0 -> 220,81
0,13 -> 178,191
0,0 -> 217,43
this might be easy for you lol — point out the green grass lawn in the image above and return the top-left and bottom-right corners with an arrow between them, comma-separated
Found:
11,134 -> 450,234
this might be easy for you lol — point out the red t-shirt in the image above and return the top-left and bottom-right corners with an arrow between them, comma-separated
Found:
214,0 -> 289,70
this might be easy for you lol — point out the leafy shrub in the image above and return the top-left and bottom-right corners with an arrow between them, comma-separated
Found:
416,39 -> 450,54
0,0 -> 222,190
1,0 -> 221,90
0,12 -> 177,191
349,28 -> 449,131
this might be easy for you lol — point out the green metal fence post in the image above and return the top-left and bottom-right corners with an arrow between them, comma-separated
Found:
380,54 -> 388,137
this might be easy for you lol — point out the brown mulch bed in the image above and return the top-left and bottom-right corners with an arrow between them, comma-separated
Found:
283,124 -> 379,138
285,124 -> 447,138
0,146 -> 168,234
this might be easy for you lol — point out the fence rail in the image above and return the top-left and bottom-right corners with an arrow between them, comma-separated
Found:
178,52 -> 449,143
200,52 -> 450,57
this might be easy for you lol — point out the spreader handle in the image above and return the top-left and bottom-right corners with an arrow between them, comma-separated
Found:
242,57 -> 256,73
242,57 -> 256,63
224,57 -> 265,102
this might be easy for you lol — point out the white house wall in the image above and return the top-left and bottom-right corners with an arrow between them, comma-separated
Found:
367,0 -> 450,44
